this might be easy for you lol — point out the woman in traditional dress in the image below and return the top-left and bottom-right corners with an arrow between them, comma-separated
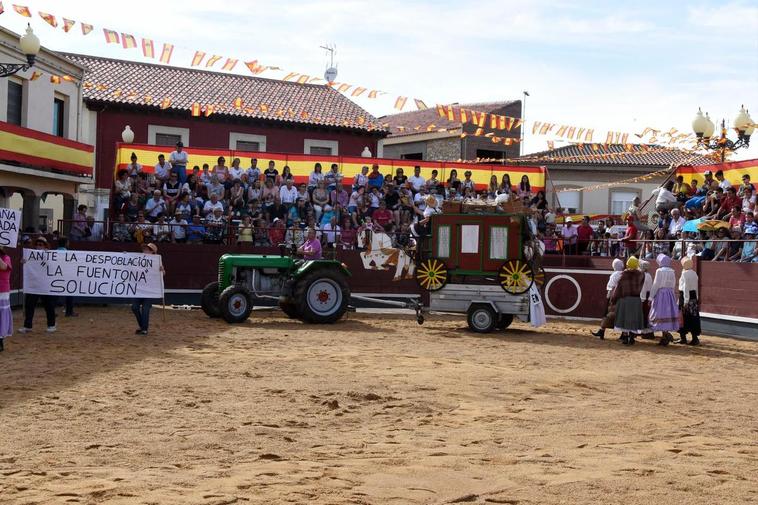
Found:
648,254 -> 680,345
591,258 -> 624,339
0,246 -> 12,352
611,256 -> 645,345
637,260 -> 655,340
678,257 -> 701,345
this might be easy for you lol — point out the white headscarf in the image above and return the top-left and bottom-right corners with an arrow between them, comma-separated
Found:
607,258 -> 624,293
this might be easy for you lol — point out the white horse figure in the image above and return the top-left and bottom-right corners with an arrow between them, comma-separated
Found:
357,229 -> 415,281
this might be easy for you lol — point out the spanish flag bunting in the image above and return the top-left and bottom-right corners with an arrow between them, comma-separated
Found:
296,75 -> 309,84
191,51 -> 205,67
300,111 -> 309,119
584,129 -> 594,142
244,107 -> 255,114
63,18 -> 75,32
566,126 -> 576,139
357,116 -> 366,125
159,43 -> 174,64
39,11 -> 57,27
368,90 -> 382,99
576,127 -> 586,140
205,55 -> 221,68
532,121 -> 542,135
275,109 -> 285,117
103,29 -> 119,44
221,58 -> 238,71
460,109 -> 468,124
604,131 -> 613,144
539,123 -> 553,135
245,60 -> 265,74
446,105 -> 456,121
233,97 -> 242,110
426,124 -> 436,131
503,138 -> 512,146
112,88 -> 122,97
204,104 -> 214,117
160,97 -> 172,109
62,75 -> 74,82
474,127 -> 484,136
475,111 -> 486,128
349,87 -> 365,97
336,83 -> 351,93
556,125 -> 568,137
394,96 -> 407,110
485,132 -> 494,138
142,38 -> 154,58
436,104 -> 446,118
81,23 -> 93,35
259,104 -> 269,113
126,90 -> 137,99
144,95 -> 153,104
83,81 -> 93,89
397,126 -> 405,132
513,119 -> 523,130
121,33 -> 137,49
492,136 -> 501,143
592,143 -> 600,151
282,72 -> 298,81
95,83 -> 107,91
30,71 -> 41,81
490,115 -> 497,129
191,102 -> 201,116
287,108 -> 296,117
414,99 -> 428,110
50,75 -> 60,84
13,4 -> 31,17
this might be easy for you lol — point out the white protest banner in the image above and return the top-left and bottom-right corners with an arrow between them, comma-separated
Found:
0,208 -> 21,247
22,249 -> 164,298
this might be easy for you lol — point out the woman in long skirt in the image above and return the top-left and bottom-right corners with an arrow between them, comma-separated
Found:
591,258 -> 624,339
678,257 -> 701,345
649,254 -> 680,346
0,246 -> 12,352
611,256 -> 645,345
637,260 -> 654,340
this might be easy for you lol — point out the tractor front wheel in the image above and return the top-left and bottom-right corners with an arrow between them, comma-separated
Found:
294,269 -> 350,324
201,281 -> 221,318
219,285 -> 254,324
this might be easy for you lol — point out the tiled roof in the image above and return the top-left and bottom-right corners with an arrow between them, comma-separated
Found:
515,143 -> 718,167
63,53 -> 385,134
380,101 -> 519,137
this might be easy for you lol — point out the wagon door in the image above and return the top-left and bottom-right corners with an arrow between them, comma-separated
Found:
456,221 -> 483,273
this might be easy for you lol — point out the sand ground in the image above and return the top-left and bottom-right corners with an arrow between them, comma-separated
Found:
0,306 -> 757,505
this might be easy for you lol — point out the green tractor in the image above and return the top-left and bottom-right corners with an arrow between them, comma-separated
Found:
201,253 -> 351,324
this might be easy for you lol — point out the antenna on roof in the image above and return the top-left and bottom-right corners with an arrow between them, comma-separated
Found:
320,43 -> 338,84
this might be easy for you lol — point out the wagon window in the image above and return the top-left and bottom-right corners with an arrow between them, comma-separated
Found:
437,225 -> 451,258
461,225 -> 479,254
490,226 -> 509,259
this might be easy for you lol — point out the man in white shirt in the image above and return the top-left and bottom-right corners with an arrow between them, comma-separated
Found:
154,154 -> 172,185
667,208 -> 686,237
279,179 -> 298,208
169,211 -> 188,242
144,190 -> 167,221
246,158 -> 261,183
169,141 -> 189,184
715,169 -> 732,191
408,166 -> 426,193
203,193 -> 225,216
561,217 -> 578,254
320,216 -> 341,246
652,180 -> 678,212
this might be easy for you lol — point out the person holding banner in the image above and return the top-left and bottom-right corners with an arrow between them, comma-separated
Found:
131,242 -> 164,336
19,237 -> 57,334
0,246 -> 12,351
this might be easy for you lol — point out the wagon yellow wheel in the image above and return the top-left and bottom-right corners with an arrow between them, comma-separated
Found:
498,259 -> 534,295
415,258 -> 448,291
533,265 -> 546,288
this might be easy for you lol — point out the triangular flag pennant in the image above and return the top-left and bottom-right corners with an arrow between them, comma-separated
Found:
83,81 -> 93,89
81,23 -> 93,35
368,90 -> 381,99
159,44 -> 174,64
490,115 -> 497,129
532,121 -> 542,135
460,109 -> 469,124
436,104 -> 446,118
121,33 -> 137,49
221,58 -> 238,71
204,104 -> 214,117
50,75 -> 61,84
584,129 -> 594,142
62,75 -> 74,82
112,88 -> 122,98
244,60 -> 265,74
160,98 -> 172,110
142,39 -> 154,58
447,105 -> 456,121
63,18 -> 75,32
566,126 -> 576,139
357,116 -> 366,125
205,55 -> 221,67
282,72 -> 298,82
95,84 -> 107,91
336,83 -> 351,93
394,96 -> 407,110
191,51 -> 205,67
38,11 -> 57,27
474,128 -> 484,136
352,87 -> 367,97
414,99 -> 428,110
13,5 -> 31,17
296,75 -> 309,84
30,71 -> 42,81
259,104 -> 269,113
300,111 -> 309,119
103,29 -> 119,44
191,103 -> 201,116
144,95 -> 153,104
498,116 -> 506,130
233,97 -> 242,110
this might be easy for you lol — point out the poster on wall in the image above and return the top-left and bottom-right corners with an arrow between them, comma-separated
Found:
0,208 -> 21,247
22,249 -> 164,298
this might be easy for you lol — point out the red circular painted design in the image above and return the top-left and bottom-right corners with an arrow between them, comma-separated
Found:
317,290 -> 330,304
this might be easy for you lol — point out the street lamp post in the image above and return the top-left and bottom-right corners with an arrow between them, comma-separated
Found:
692,105 -> 753,162
0,24 -> 41,78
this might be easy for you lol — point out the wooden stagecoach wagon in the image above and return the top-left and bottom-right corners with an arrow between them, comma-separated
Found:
413,201 -> 545,333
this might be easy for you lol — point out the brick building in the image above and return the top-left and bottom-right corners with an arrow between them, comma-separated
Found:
378,101 -> 521,161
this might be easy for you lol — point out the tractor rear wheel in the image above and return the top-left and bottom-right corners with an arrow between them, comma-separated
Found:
293,268 -> 350,324
201,281 -> 221,318
219,285 -> 254,324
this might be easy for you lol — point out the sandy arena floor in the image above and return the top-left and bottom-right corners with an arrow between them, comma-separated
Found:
0,306 -> 757,505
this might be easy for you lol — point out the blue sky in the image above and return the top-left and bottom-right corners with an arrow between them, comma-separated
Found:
2,0 -> 757,158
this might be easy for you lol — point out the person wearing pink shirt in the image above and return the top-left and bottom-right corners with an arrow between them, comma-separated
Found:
298,228 -> 322,260
0,246 -> 12,352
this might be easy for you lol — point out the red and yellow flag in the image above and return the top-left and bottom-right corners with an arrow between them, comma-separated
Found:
221,58 -> 238,71
191,103 -> 201,117
460,109 -> 469,124
259,104 -> 269,113
103,29 -> 119,44
205,55 -> 221,67
30,71 -> 42,81
282,72 -> 298,81
498,116 -> 507,130
191,51 -> 205,66
160,97 -> 172,110
490,114 -> 498,129
13,4 -> 31,17
244,60 -> 265,75
112,88 -> 122,98
81,23 -> 93,35
159,44 -> 174,64
50,75 -> 61,84
296,75 -> 309,84
414,99 -> 427,110
142,38 -> 154,58
336,83 -> 350,93
394,96 -> 407,110
38,11 -> 57,27
144,95 -> 153,104
121,33 -> 137,49
368,90 -> 380,99
584,129 -> 594,142
352,87 -> 367,97
436,104 -> 446,118
62,75 -> 75,82
63,18 -> 75,32
233,97 -> 242,109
